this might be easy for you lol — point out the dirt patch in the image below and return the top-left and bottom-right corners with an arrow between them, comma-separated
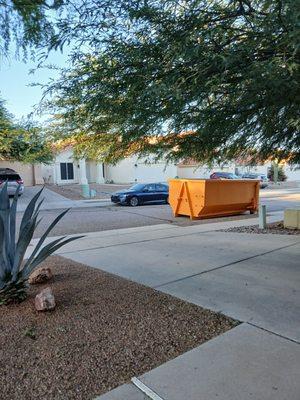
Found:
0,256 -> 236,400
46,183 -> 131,200
220,221 -> 300,235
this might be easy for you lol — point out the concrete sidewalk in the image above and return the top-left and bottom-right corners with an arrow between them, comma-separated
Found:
58,217 -> 299,342
99,324 -> 300,400
29,213 -> 300,399
17,186 -> 111,212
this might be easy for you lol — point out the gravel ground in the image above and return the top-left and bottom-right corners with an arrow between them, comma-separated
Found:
46,183 -> 131,200
221,221 -> 300,235
0,256 -> 236,400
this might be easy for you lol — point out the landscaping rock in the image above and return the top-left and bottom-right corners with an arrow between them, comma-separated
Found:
220,221 -> 300,235
35,287 -> 56,311
29,267 -> 53,284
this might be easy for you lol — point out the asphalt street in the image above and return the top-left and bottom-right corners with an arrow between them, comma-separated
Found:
17,188 -> 300,238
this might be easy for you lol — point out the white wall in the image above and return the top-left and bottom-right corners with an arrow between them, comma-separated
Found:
284,164 -> 300,181
134,161 -> 177,183
177,163 -> 236,179
177,165 -> 212,179
105,158 -> 136,183
106,156 -> 177,183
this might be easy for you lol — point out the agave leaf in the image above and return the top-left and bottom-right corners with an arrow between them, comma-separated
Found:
0,216 -> 7,280
23,235 -> 84,278
0,216 -> 10,279
19,187 -> 43,234
12,215 -> 38,280
9,185 -> 21,263
0,183 -> 12,269
32,198 -> 44,220
0,181 -> 9,213
22,236 -> 66,277
23,208 -> 70,272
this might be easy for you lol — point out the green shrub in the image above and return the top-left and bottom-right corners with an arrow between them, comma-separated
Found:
0,184 -> 82,305
267,164 -> 287,182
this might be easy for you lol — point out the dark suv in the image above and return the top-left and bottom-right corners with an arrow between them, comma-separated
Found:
242,173 -> 268,188
0,168 -> 24,196
210,172 -> 239,180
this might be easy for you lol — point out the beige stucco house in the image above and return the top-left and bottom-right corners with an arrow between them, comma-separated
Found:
2,148 -> 299,186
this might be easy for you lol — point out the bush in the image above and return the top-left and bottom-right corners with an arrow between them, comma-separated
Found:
267,164 -> 287,182
0,184 -> 82,305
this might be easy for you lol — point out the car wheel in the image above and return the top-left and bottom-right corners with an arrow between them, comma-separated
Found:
129,196 -> 139,207
165,196 -> 169,204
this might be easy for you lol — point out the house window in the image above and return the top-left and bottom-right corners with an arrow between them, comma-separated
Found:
60,163 -> 74,180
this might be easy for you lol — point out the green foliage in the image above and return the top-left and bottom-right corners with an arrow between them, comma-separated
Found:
0,0 -> 63,58
0,183 -> 83,305
44,0 -> 300,165
267,164 -> 287,182
0,99 -> 53,163
0,0 -> 120,58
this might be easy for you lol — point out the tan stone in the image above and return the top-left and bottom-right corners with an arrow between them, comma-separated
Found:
35,287 -> 56,311
284,209 -> 300,229
29,267 -> 53,284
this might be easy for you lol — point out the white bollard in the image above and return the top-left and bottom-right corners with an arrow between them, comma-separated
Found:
259,204 -> 267,229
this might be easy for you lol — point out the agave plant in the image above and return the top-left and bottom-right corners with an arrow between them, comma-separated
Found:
0,183 -> 82,305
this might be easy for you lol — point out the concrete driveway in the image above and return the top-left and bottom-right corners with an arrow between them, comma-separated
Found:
60,223 -> 300,342
29,217 -> 300,399
17,186 -> 71,211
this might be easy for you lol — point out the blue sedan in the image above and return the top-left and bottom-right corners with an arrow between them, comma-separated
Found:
111,183 -> 169,206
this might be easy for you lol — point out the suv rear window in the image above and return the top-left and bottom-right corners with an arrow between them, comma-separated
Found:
0,174 -> 21,181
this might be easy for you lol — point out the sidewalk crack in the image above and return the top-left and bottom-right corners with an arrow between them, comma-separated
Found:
154,241 -> 300,289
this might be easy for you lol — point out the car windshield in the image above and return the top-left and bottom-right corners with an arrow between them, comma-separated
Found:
129,184 -> 145,191
227,173 -> 239,179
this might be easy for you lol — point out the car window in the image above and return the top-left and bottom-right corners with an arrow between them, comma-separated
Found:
0,174 -> 21,181
155,184 -> 167,192
130,184 -> 145,191
146,184 -> 156,191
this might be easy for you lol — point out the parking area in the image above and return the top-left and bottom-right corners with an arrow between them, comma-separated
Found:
20,203 -> 260,239
15,185 -> 300,238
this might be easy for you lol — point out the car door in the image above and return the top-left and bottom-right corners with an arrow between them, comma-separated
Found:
141,184 -> 158,203
155,184 -> 168,201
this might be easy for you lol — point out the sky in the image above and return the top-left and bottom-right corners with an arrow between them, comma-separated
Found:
0,49 -> 68,122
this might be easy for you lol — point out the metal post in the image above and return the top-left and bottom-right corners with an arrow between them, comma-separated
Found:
259,204 -> 267,229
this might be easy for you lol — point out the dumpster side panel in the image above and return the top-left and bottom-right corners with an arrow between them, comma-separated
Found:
169,179 -> 205,219
201,180 -> 259,217
169,179 -> 259,219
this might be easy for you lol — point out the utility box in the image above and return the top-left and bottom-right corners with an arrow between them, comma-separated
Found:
284,209 -> 300,229
169,179 -> 259,220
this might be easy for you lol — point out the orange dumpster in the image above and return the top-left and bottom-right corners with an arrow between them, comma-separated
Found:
169,179 -> 259,220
